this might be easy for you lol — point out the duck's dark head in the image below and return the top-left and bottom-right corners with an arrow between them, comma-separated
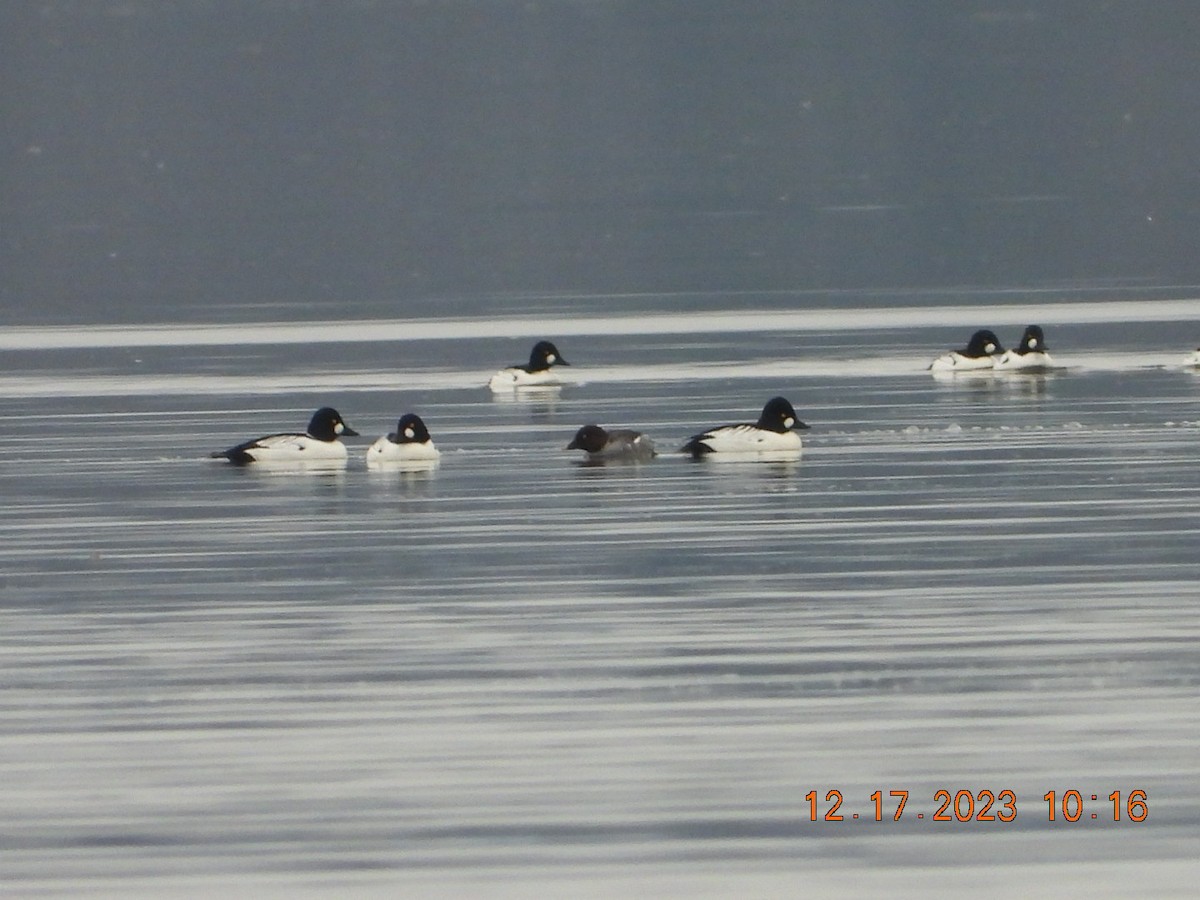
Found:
965,329 -> 1003,357
390,413 -> 431,444
567,424 -> 608,453
1018,325 -> 1047,353
308,407 -> 358,441
756,396 -> 808,433
529,340 -> 569,371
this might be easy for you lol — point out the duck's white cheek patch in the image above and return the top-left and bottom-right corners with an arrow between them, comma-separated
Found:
404,427 -> 416,439
546,354 -> 556,364
985,343 -> 996,354
1029,338 -> 1039,349
335,422 -> 344,434
784,417 -> 795,428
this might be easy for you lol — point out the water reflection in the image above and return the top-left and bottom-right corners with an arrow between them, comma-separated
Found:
212,458 -> 350,477
4,301 -> 1200,896
686,449 -> 803,466
930,368 -> 1006,387
365,457 -> 441,478
995,371 -> 1053,397
571,455 -> 658,470
685,451 -> 804,485
488,385 -> 564,403
488,385 -> 565,423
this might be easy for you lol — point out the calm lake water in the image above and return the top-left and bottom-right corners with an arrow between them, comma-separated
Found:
8,1 -> 1200,894
2,295 -> 1198,896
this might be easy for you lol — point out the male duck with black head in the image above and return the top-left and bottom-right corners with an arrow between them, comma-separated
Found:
929,329 -> 1004,372
995,325 -> 1054,371
366,413 -> 440,464
682,396 -> 808,457
488,340 -> 571,390
210,407 -> 358,465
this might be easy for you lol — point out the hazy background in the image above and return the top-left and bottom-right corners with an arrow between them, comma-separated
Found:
4,0 -> 1200,325
4,6 -> 1200,894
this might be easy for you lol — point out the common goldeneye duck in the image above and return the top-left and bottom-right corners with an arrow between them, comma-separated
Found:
929,329 -> 1004,371
366,413 -> 440,464
488,340 -> 571,390
567,424 -> 656,461
681,396 -> 808,457
210,407 -> 358,465
994,325 -> 1054,370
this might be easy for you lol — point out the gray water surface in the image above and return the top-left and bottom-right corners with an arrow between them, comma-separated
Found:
8,3 -> 1200,894
2,298 -> 1198,896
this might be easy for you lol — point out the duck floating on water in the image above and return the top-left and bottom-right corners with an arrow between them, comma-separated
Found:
366,413 -> 440,464
488,341 -> 571,390
994,325 -> 1054,371
682,396 -> 808,457
210,407 -> 358,465
567,425 -> 656,461
929,329 -> 1004,372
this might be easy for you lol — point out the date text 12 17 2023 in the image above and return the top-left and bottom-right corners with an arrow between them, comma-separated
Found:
805,789 -> 1148,823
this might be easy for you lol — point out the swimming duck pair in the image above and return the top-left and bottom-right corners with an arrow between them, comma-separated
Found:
569,396 -> 806,461
210,408 -> 436,465
930,325 -> 1053,372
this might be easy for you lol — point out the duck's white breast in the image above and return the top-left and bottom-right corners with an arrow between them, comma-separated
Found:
930,352 -> 995,372
699,425 -> 803,453
366,437 -> 441,462
246,435 -> 348,462
489,368 -> 562,390
994,349 -> 1053,370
